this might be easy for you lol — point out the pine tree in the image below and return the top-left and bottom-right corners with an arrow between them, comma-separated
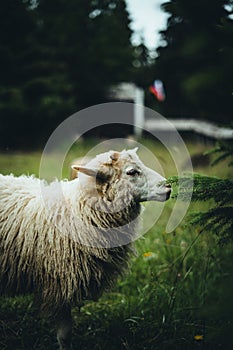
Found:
153,0 -> 233,122
0,0 -> 38,147
0,0 -> 135,148
167,141 -> 233,244
36,0 -> 134,108
132,39 -> 154,87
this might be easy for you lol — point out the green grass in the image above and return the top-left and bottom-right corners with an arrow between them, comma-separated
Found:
0,138 -> 232,349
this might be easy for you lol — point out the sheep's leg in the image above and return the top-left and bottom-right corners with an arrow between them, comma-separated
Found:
56,306 -> 72,350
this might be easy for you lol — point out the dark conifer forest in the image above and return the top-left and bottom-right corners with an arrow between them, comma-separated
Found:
0,0 -> 232,148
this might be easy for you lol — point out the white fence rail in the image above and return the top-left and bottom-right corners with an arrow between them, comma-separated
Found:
145,118 -> 233,140
108,83 -> 233,140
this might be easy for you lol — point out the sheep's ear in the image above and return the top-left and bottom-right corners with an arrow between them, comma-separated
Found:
72,165 -> 110,182
110,151 -> 120,162
133,147 -> 138,153
71,165 -> 98,177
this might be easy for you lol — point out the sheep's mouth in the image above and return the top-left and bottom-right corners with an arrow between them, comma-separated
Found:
145,193 -> 170,202
141,187 -> 172,202
156,191 -> 171,202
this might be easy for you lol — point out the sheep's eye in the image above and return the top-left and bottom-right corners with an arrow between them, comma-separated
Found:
126,169 -> 140,176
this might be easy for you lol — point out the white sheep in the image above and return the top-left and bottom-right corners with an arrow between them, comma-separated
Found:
0,148 -> 171,350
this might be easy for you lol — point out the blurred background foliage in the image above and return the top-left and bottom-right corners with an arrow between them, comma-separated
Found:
152,0 -> 233,121
0,0 -> 135,148
0,0 -> 232,149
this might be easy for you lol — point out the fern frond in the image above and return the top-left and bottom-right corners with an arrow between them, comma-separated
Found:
204,141 -> 233,167
190,207 -> 233,244
167,173 -> 233,244
167,174 -> 233,205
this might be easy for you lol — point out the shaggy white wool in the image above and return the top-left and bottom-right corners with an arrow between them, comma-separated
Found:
0,172 -> 140,313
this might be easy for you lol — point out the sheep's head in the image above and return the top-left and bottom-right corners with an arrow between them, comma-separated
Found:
72,148 -> 171,204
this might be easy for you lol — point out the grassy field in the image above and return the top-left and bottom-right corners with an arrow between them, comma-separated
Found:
0,137 -> 232,350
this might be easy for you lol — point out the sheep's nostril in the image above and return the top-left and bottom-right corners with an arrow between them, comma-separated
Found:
165,184 -> 171,190
165,184 -> 172,199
